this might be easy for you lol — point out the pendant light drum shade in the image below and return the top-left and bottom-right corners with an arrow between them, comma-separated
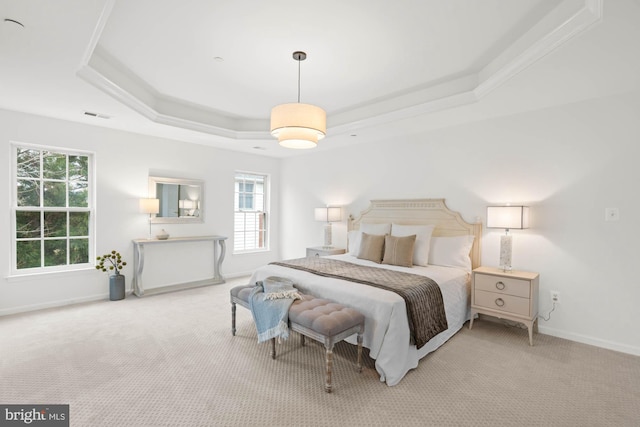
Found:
270,51 -> 326,149
270,103 -> 326,149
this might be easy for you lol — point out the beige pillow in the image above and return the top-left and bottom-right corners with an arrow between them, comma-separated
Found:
391,224 -> 434,266
357,232 -> 386,263
382,235 -> 416,267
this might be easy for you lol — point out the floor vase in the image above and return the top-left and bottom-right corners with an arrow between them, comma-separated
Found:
109,274 -> 125,301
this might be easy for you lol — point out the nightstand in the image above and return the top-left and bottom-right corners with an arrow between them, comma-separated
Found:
469,266 -> 539,345
306,247 -> 346,258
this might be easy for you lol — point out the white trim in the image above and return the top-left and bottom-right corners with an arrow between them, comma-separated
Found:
538,325 -> 640,357
5,266 -> 96,282
0,292 -> 118,317
475,0 -> 603,99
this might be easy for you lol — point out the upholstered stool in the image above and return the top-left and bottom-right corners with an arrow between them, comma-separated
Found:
230,284 -> 364,393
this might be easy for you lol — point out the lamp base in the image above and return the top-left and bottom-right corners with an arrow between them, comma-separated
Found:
323,223 -> 332,247
499,234 -> 513,272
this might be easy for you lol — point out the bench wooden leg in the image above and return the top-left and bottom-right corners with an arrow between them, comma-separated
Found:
231,302 -> 236,336
357,331 -> 363,373
325,345 -> 334,393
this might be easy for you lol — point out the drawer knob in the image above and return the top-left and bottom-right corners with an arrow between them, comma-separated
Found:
495,298 -> 505,307
495,281 -> 506,290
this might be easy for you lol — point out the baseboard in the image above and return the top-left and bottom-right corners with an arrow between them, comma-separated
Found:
224,272 -> 254,281
0,274 -> 253,317
475,314 -> 640,357
537,325 -> 640,357
0,292 -> 113,317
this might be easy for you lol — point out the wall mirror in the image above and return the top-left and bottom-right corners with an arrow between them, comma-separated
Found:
149,176 -> 204,224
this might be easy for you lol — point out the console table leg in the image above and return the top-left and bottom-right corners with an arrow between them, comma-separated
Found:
133,243 -> 145,296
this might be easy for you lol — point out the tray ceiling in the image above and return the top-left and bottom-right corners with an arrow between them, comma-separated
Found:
0,0 -> 612,157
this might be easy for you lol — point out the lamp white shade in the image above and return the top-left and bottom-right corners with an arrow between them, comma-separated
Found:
487,206 -> 529,230
314,207 -> 341,222
139,198 -> 159,214
270,103 -> 326,149
179,199 -> 196,209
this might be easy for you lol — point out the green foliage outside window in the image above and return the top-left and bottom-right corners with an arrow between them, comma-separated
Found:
14,147 -> 91,270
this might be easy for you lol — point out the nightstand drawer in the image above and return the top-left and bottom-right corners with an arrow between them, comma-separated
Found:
474,273 -> 530,298
306,247 -> 346,258
474,290 -> 530,316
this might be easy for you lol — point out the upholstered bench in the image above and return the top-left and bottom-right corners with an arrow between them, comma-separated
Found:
230,284 -> 364,393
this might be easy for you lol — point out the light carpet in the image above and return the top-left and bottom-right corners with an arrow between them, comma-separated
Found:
0,276 -> 638,426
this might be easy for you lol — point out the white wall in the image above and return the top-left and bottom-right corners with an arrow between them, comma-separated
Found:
3,90 -> 639,356
280,90 -> 640,355
0,109 -> 281,314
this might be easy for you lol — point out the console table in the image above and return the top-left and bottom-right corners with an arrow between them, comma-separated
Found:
131,235 -> 227,297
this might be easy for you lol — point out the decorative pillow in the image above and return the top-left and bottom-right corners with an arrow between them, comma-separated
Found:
382,234 -> 416,267
357,232 -> 386,263
347,230 -> 361,255
261,276 -> 301,300
428,235 -> 475,271
348,223 -> 391,255
391,224 -> 435,266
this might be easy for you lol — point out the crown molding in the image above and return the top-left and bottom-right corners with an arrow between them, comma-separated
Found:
77,0 -> 603,142
475,0 -> 603,99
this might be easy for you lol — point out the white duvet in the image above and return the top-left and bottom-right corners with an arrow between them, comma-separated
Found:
249,254 -> 471,386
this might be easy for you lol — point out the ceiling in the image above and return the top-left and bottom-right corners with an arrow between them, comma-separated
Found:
1,0 -> 638,157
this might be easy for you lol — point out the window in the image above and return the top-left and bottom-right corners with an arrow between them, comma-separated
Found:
12,144 -> 94,273
234,172 -> 268,252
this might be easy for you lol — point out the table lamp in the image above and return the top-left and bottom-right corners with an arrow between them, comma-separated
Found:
314,207 -> 342,248
139,198 -> 160,239
487,205 -> 529,272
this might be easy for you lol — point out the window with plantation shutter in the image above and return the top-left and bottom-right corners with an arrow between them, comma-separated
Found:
234,172 -> 269,252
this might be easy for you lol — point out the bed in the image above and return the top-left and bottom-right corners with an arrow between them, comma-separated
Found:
249,199 -> 482,386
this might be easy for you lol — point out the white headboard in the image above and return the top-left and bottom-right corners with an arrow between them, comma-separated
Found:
348,199 -> 482,270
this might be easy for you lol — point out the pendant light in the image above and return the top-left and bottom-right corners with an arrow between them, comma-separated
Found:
270,51 -> 326,149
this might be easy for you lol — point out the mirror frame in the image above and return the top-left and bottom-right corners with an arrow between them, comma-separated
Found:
148,176 -> 204,224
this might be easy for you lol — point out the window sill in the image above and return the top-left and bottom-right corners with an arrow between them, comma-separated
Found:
233,248 -> 271,256
6,266 -> 97,283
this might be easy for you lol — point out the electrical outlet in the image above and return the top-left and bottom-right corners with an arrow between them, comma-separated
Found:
550,291 -> 560,304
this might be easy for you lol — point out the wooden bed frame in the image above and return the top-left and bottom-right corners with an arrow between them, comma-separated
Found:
348,198 -> 482,270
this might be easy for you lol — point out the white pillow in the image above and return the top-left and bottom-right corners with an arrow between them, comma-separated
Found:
347,230 -> 360,255
348,223 -> 391,256
360,223 -> 391,235
391,224 -> 434,266
428,235 -> 475,271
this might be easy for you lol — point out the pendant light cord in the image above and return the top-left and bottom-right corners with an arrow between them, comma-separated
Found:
297,57 -> 301,103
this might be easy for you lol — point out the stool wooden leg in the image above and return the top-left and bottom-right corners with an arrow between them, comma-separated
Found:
271,338 -> 276,359
356,331 -> 363,373
325,346 -> 334,393
231,302 -> 236,336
